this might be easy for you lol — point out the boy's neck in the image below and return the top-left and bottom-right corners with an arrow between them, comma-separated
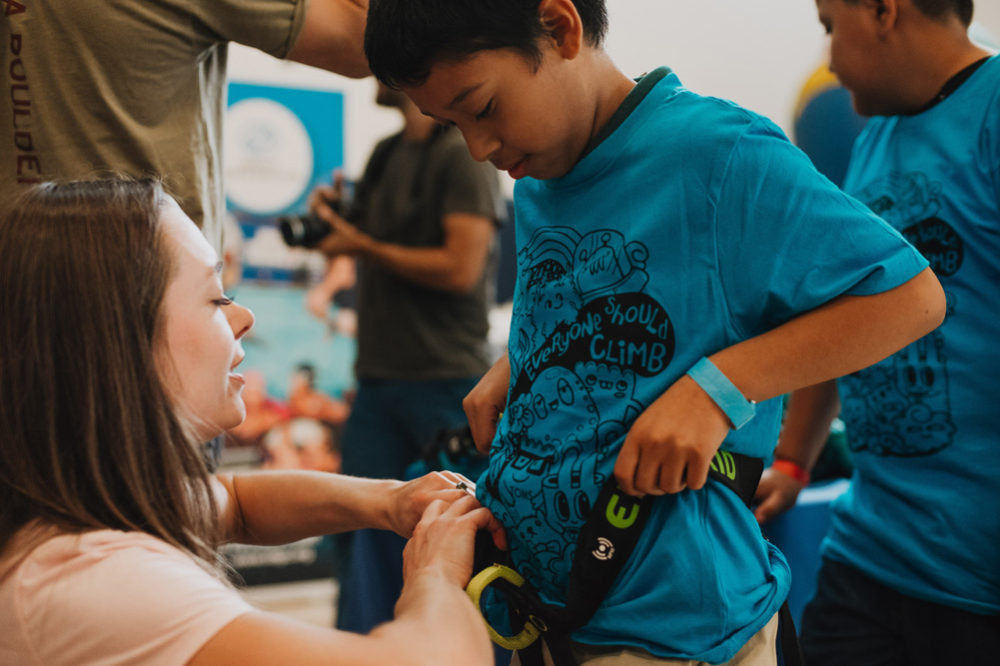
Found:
577,50 -> 636,161
889,19 -> 991,114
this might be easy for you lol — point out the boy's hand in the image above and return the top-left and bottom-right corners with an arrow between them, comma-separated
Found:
752,466 -> 805,524
462,355 -> 510,454
614,374 -> 731,496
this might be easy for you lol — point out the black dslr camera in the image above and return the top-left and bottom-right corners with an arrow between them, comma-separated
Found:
277,213 -> 332,248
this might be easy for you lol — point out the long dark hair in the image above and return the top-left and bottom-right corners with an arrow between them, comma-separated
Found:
0,178 -> 219,566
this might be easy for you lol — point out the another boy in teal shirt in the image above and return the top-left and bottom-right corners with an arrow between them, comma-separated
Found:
364,1 -> 946,662
762,1 -> 1000,664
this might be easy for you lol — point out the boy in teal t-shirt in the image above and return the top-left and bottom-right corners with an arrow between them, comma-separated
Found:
762,1 -> 1000,664
364,0 -> 946,662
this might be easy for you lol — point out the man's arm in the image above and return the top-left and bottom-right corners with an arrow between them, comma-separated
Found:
615,267 -> 945,496
317,211 -> 496,293
286,0 -> 370,78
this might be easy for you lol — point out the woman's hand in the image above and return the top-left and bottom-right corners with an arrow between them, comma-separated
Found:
402,495 -> 496,588
387,471 -> 507,548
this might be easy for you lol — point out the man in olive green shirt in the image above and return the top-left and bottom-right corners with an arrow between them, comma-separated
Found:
305,82 -> 501,632
2,0 -> 369,251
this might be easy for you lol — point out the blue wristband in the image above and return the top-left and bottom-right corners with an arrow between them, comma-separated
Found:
685,357 -> 756,429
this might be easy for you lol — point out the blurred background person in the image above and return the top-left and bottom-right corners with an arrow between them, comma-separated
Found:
301,80 -> 503,634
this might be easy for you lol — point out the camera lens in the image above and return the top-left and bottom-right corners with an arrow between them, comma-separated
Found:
278,216 -> 304,246
277,214 -> 332,248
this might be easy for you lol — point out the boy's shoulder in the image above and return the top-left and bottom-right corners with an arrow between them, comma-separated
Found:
638,70 -> 788,150
972,54 -> 1000,113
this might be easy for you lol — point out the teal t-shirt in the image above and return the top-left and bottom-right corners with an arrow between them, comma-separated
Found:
824,54 -> 1000,615
477,67 -> 928,661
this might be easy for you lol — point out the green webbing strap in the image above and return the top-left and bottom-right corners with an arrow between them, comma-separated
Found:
707,448 -> 761,505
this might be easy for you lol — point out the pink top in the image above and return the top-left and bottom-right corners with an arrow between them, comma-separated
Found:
0,528 -> 253,665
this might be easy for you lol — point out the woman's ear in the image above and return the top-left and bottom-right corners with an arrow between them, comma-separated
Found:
537,0 -> 584,59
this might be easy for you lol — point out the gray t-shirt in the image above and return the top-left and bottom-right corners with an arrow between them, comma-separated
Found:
353,127 -> 501,380
2,0 -> 307,250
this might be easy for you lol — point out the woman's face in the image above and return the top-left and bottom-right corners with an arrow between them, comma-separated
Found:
156,198 -> 254,441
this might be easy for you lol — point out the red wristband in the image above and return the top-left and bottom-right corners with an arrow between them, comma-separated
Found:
772,458 -> 810,486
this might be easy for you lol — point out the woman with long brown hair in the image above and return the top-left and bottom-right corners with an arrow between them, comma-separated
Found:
0,178 -> 502,665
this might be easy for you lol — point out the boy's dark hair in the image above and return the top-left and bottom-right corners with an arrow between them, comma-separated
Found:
844,0 -> 974,26
365,0 -> 608,88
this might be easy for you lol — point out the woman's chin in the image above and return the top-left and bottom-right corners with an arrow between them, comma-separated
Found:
222,406 -> 249,434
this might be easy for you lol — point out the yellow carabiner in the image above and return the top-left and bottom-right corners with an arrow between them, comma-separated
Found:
466,564 -> 544,650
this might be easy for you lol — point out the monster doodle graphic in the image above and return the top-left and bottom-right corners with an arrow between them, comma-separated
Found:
511,227 -> 583,358
841,333 -> 955,456
863,172 -> 942,227
859,172 -> 964,278
576,360 -> 645,447
840,172 -> 961,457
485,226 -> 674,599
573,229 -> 650,301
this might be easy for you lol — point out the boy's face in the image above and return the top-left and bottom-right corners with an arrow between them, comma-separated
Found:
815,0 -> 895,116
404,47 -> 594,181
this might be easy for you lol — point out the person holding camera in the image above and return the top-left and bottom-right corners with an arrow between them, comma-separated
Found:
302,81 -> 503,634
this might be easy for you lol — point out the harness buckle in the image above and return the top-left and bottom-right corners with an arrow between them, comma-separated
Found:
466,564 -> 545,649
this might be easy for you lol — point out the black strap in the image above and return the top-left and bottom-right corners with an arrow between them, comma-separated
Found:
911,55 -> 990,115
558,450 -> 763,633
555,479 -> 655,631
778,601 -> 805,666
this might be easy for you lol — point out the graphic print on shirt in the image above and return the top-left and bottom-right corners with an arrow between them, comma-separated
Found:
840,171 -> 959,457
485,226 -> 674,594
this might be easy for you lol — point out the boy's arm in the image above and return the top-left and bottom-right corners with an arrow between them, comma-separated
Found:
753,381 -> 840,524
614,267 -> 944,496
463,353 -> 511,453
